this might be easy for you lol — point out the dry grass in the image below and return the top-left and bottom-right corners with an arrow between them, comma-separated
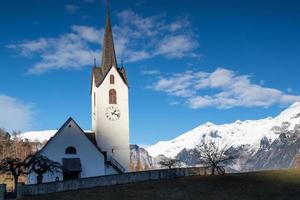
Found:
22,169 -> 300,200
0,174 -> 27,192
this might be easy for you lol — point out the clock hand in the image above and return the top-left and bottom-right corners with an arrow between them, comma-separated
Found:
111,111 -> 120,117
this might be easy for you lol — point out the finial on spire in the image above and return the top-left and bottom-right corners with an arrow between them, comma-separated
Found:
93,57 -> 96,68
106,0 -> 110,19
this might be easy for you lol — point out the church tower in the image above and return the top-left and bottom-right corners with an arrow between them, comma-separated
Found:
91,0 -> 130,174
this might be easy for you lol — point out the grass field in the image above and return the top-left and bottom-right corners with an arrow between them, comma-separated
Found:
22,169 -> 300,200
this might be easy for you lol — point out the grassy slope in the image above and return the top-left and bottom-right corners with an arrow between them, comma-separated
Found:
22,169 -> 300,200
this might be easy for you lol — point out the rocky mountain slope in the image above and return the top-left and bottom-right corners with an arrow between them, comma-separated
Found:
130,145 -> 153,171
147,102 -> 300,171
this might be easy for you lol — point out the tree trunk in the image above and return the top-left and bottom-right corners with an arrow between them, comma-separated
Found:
13,175 -> 18,195
37,174 -> 43,184
211,166 -> 215,175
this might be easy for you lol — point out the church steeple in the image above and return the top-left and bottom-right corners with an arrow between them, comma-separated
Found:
91,0 -> 128,90
91,0 -> 130,173
101,0 -> 118,70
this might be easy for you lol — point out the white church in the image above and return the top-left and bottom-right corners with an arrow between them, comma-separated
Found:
27,1 -> 130,184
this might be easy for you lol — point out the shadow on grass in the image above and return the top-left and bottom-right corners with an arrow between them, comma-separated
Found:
22,169 -> 300,200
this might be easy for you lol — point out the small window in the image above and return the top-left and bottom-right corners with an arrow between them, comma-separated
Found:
65,147 -> 77,154
94,92 -> 96,107
109,89 -> 117,104
110,75 -> 115,84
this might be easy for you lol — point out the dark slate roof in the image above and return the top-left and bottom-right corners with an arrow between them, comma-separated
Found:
85,131 -> 97,146
92,66 -> 128,89
119,67 -> 128,85
63,158 -> 82,172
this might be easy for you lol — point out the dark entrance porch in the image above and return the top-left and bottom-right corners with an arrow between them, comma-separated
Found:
63,171 -> 80,181
62,158 -> 82,181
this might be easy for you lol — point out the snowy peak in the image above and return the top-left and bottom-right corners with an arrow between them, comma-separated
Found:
147,102 -> 300,159
19,129 -> 94,143
19,130 -> 57,142
276,102 -> 300,120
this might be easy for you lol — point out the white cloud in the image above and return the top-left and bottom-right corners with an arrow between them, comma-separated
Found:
82,0 -> 95,3
72,25 -> 103,44
0,95 -> 35,131
168,18 -> 190,32
117,10 -> 161,37
154,35 -> 198,58
65,4 -> 79,14
149,68 -> 300,109
7,39 -> 49,56
115,10 -> 197,59
151,71 -> 196,97
8,26 -> 100,74
8,10 -> 198,74
141,70 -> 160,75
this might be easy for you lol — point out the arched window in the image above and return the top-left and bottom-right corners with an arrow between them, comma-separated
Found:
65,146 -> 77,154
109,89 -> 117,104
110,75 -> 115,84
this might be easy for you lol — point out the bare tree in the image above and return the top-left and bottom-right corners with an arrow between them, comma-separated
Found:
0,129 -> 33,160
26,154 -> 62,184
0,157 -> 27,194
0,129 -> 12,159
0,128 -> 44,192
159,157 -> 179,169
196,140 -> 234,175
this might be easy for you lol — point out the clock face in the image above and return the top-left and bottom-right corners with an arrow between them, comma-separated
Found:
105,106 -> 121,121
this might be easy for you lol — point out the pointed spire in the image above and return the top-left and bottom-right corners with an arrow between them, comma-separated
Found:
101,0 -> 118,70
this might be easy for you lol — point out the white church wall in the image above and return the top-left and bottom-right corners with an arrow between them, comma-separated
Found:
105,165 -> 119,175
27,171 -> 62,185
27,119 -> 106,184
93,66 -> 130,173
92,75 -> 98,132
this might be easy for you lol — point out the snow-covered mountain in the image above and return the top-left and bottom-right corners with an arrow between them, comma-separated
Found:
147,102 -> 300,171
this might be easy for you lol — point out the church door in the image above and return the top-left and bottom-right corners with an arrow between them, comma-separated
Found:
63,171 -> 80,181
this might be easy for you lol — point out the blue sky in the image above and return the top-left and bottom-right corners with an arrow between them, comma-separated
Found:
1,0 -> 300,146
